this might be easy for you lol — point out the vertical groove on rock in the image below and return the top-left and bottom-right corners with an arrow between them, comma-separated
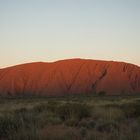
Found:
20,70 -> 29,95
67,62 -> 86,92
92,68 -> 108,94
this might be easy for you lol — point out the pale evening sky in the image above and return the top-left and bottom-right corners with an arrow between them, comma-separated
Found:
0,0 -> 140,68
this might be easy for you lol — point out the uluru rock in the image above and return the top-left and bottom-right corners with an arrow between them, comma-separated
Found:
0,59 -> 140,96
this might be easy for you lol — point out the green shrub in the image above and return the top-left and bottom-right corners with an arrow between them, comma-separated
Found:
57,103 -> 91,121
32,104 -> 47,113
10,128 -> 39,140
78,119 -> 96,129
79,127 -> 87,137
96,121 -> 119,133
46,116 -> 62,125
121,102 -> 140,118
0,114 -> 20,138
93,107 -> 125,121
65,118 -> 78,126
0,109 -> 40,139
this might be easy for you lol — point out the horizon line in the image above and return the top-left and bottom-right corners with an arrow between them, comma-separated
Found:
0,58 -> 139,69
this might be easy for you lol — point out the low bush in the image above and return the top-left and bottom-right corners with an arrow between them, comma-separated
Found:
93,106 -> 125,122
96,121 -> 119,133
121,102 -> 140,118
0,114 -> 20,138
56,103 -> 91,121
78,119 -> 96,129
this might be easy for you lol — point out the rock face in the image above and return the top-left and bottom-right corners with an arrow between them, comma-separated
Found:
0,59 -> 140,96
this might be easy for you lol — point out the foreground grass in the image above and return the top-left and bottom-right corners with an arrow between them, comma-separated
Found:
0,95 -> 140,140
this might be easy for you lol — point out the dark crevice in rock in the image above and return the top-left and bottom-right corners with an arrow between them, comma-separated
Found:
131,74 -> 138,91
20,70 -> 30,95
92,69 -> 108,94
123,64 -> 128,72
59,71 -> 67,90
67,62 -> 86,92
